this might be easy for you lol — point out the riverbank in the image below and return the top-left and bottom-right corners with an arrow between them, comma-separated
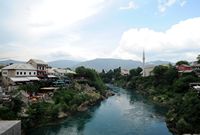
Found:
116,78 -> 200,134
22,83 -> 114,134
101,65 -> 200,134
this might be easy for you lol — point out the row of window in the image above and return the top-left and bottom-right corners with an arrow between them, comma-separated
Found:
37,72 -> 47,75
37,66 -> 46,70
16,71 -> 36,75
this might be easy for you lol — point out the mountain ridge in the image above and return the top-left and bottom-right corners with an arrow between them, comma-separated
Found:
0,58 -> 172,71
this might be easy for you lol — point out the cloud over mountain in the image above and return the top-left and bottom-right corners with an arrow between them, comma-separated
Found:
112,17 -> 200,62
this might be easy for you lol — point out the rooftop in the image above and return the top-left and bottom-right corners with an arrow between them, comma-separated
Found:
29,59 -> 47,65
53,68 -> 66,74
2,63 -> 36,70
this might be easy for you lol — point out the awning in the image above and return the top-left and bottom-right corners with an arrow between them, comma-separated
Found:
48,75 -> 57,78
10,77 -> 40,82
10,77 -> 29,82
40,87 -> 58,91
27,77 -> 40,81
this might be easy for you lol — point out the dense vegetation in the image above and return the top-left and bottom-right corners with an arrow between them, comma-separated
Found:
0,97 -> 23,120
0,66 -> 107,133
101,61 -> 200,134
75,66 -> 106,94
23,87 -> 101,129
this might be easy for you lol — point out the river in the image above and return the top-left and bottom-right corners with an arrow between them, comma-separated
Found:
28,85 -> 172,135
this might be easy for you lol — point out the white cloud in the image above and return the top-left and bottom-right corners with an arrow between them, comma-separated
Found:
0,0 -> 109,61
119,1 -> 138,10
158,0 -> 187,12
4,0 -> 106,40
112,17 -> 200,62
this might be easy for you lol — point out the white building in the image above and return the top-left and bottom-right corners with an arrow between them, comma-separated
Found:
1,63 -> 39,86
142,65 -> 155,77
120,69 -> 130,76
53,68 -> 66,77
27,59 -> 48,78
47,67 -> 76,79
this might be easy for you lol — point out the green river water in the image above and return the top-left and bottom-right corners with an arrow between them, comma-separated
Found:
28,85 -> 172,135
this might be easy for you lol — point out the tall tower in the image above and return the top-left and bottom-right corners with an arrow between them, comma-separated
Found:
142,49 -> 145,77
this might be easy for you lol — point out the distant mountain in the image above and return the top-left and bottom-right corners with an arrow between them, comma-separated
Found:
0,59 -> 24,66
147,60 -> 172,66
48,60 -> 80,68
0,58 -> 172,70
73,58 -> 143,72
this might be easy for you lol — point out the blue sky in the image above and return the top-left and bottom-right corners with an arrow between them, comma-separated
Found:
0,0 -> 200,62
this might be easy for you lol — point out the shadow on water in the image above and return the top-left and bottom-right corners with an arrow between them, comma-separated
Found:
28,103 -> 101,135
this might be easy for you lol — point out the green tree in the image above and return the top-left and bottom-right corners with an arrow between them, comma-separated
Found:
197,54 -> 200,63
152,65 -> 168,86
173,75 -> 197,93
176,60 -> 189,66
129,67 -> 142,77
75,66 -> 106,93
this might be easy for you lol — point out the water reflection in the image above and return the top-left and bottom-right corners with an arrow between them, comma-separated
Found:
29,85 -> 172,135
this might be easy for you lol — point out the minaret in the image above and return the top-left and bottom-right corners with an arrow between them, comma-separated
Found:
142,49 -> 145,77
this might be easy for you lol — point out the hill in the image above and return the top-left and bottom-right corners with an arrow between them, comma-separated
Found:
48,60 -> 80,68
73,58 -> 143,72
0,59 -> 24,65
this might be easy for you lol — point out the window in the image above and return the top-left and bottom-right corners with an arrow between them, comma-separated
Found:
20,72 -> 22,75
24,72 -> 26,75
29,72 -> 31,75
34,72 -> 36,75
17,72 -> 19,75
3,72 -> 7,75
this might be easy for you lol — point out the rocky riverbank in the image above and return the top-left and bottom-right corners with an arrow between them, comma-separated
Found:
22,82 -> 115,134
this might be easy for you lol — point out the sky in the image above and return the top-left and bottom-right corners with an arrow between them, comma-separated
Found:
0,0 -> 200,62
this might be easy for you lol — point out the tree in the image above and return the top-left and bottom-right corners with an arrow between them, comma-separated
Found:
197,54 -> 200,63
173,75 -> 197,93
164,66 -> 178,85
75,66 -> 106,93
152,65 -> 169,86
18,83 -> 40,93
176,60 -> 189,66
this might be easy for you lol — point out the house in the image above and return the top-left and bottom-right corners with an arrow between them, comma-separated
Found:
53,68 -> 66,77
120,69 -> 129,76
176,64 -> 193,73
27,59 -> 48,78
1,63 -> 39,87
47,67 -> 57,79
66,69 -> 76,75
142,65 -> 155,77
50,68 -> 76,77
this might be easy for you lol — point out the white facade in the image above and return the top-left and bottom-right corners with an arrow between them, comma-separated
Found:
121,69 -> 130,76
15,70 -> 36,76
143,66 -> 155,77
1,64 -> 38,86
